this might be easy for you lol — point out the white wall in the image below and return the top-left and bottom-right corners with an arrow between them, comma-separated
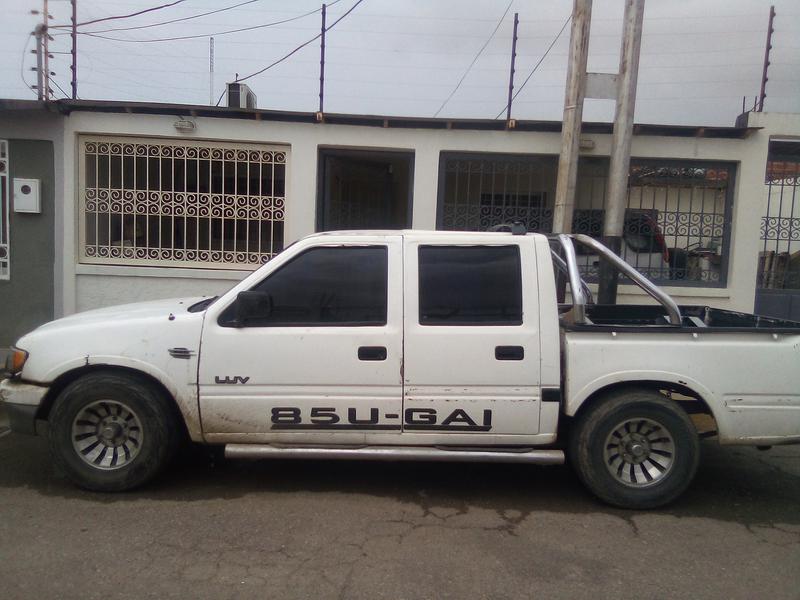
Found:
47,110 -> 800,314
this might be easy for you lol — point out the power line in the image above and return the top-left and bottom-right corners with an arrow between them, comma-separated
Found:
20,32 -> 36,97
50,78 -> 71,98
495,13 -> 571,119
432,0 -> 513,118
70,0 -> 188,28
73,2 -> 342,43
235,0 -> 366,83
73,0 -> 265,33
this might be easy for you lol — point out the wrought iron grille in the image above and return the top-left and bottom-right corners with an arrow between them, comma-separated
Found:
0,140 -> 8,279
759,142 -> 800,290
437,152 -> 734,287
437,153 -> 557,233
80,137 -> 287,269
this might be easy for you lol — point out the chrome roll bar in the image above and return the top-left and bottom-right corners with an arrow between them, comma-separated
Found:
553,234 -> 683,326
557,234 -> 588,324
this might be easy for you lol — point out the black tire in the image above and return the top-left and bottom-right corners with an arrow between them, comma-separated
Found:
569,388 -> 700,509
48,372 -> 180,492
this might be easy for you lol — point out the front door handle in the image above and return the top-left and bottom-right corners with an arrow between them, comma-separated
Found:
495,345 -> 524,361
358,346 -> 387,361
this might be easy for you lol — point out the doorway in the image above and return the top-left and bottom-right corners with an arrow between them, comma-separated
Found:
317,148 -> 413,231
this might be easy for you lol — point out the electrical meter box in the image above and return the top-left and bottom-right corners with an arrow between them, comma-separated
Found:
13,178 -> 41,213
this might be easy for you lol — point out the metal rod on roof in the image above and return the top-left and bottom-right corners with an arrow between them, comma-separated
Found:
70,0 -> 77,99
209,37 -> 215,105
43,0 -> 51,100
505,12 -> 519,123
757,5 -> 775,112
34,24 -> 44,101
319,3 -> 326,115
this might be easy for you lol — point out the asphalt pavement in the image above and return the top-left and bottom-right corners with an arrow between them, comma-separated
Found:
0,403 -> 798,600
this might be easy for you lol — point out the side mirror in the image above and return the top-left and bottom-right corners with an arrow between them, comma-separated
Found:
234,291 -> 273,327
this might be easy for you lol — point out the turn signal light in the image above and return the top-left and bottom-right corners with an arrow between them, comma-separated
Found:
5,347 -> 28,376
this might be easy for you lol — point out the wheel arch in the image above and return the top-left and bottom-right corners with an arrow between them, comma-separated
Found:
566,375 -> 720,436
36,364 -> 191,442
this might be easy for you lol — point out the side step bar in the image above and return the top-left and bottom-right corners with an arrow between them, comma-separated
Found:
224,444 -> 565,465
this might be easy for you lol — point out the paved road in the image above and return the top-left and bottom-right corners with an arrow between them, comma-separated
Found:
0,411 -> 798,599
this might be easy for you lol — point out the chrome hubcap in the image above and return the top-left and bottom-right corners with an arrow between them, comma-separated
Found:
604,418 -> 675,487
71,400 -> 143,470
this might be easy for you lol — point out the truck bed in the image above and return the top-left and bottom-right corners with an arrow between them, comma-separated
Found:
564,304 -> 800,332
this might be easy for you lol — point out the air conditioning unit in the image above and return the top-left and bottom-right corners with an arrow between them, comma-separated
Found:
227,82 -> 257,109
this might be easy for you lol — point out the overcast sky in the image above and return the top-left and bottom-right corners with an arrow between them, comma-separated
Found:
1,0 -> 798,126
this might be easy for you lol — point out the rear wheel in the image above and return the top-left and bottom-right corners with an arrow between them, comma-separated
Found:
48,372 -> 180,492
569,388 -> 700,509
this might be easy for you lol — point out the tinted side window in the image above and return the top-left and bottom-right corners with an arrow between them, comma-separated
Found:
418,245 -> 522,325
223,246 -> 388,326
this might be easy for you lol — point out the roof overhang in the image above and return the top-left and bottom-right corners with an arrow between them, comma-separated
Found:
0,98 -> 759,139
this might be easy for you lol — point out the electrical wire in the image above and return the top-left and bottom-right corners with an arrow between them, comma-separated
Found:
495,13 -> 571,119
75,2 -> 342,43
212,0 -> 366,106
432,0 -> 513,118
20,32 -> 37,97
69,0 -> 265,33
71,0 -> 188,28
50,78 -> 71,99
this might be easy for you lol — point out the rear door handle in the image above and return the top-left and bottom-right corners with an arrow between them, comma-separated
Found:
358,346 -> 387,361
495,345 -> 524,361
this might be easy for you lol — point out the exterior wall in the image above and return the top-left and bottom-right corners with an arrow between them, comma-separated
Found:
4,108 -> 799,323
59,110 -> 773,314
0,110 -> 64,346
0,140 -> 56,346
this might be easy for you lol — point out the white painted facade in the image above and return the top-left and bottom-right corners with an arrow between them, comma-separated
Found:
2,104 -> 800,320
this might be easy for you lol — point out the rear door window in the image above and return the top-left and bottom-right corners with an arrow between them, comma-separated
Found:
418,245 -> 522,325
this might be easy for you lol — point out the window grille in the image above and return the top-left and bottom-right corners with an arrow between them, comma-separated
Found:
759,141 -> 800,290
80,137 -> 287,269
0,140 -> 9,279
437,152 -> 734,287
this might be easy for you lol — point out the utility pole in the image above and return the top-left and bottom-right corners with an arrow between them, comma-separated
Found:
209,37 -> 215,105
505,12 -> 519,123
318,3 -> 327,115
597,0 -> 645,304
70,0 -> 77,99
757,5 -> 775,112
552,0 -> 592,234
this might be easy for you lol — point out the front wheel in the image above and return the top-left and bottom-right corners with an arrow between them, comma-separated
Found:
48,372 -> 180,492
569,389 -> 700,509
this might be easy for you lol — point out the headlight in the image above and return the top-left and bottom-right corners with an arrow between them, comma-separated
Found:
5,347 -> 28,376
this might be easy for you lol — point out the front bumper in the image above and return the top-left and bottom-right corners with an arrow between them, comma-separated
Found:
0,379 -> 48,436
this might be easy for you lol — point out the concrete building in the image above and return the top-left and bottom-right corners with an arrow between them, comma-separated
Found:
1,98 -> 799,347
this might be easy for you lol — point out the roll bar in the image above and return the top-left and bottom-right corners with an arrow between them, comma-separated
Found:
551,234 -> 683,326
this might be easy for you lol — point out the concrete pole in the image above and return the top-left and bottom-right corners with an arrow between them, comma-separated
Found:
552,0 -> 592,234
597,0 -> 645,304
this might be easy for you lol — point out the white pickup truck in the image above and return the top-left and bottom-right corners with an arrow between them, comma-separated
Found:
3,230 -> 800,508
